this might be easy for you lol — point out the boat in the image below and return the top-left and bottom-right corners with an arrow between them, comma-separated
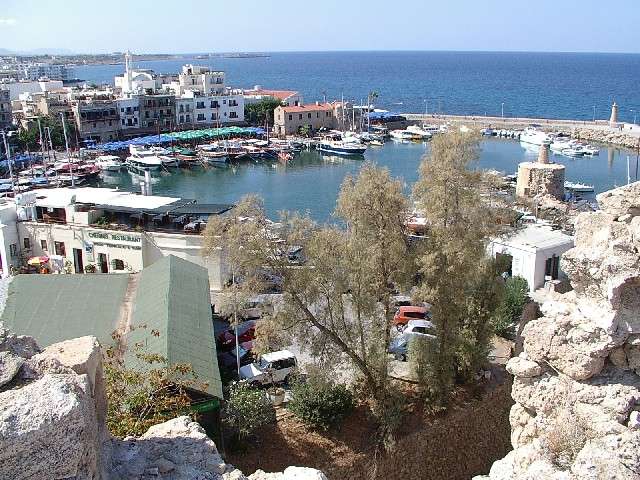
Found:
481,128 -> 495,136
95,155 -> 124,172
406,125 -> 433,140
126,145 -> 173,171
564,181 -> 594,192
390,130 -> 421,141
317,139 -> 367,156
520,127 -> 553,146
369,140 -> 384,147
561,147 -> 585,157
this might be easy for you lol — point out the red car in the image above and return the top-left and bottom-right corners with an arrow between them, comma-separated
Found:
393,306 -> 429,331
217,320 -> 256,350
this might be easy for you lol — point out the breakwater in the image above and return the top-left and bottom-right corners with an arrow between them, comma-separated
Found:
406,113 -> 640,149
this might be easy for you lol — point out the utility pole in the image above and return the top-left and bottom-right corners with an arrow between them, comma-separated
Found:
37,118 -> 48,180
60,112 -> 74,187
1,131 -> 15,193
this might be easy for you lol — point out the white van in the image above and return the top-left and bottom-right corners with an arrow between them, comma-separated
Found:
239,350 -> 297,386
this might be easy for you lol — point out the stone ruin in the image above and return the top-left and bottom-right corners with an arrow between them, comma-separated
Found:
476,181 -> 640,479
0,329 -> 326,480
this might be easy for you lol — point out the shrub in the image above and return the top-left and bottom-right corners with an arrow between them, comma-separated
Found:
492,276 -> 529,338
288,377 -> 355,431
223,382 -> 276,441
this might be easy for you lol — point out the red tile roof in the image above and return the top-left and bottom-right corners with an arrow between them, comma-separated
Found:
279,103 -> 333,113
246,89 -> 299,101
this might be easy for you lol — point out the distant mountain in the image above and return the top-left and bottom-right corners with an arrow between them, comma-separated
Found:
0,47 -> 75,55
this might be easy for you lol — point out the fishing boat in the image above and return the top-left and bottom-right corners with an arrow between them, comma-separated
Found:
95,155 -> 124,172
317,139 -> 367,156
126,147 -> 164,172
564,181 -> 594,192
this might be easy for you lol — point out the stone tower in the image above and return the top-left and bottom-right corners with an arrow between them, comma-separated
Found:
515,142 -> 565,200
610,101 -> 619,128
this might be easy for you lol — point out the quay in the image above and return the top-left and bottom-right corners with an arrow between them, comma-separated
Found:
405,112 -> 640,149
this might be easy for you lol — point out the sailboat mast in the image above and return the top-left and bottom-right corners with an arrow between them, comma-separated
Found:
60,112 -> 74,187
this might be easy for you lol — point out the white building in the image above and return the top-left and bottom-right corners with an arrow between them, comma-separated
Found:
176,90 -> 244,127
489,224 -> 574,292
114,52 -> 161,96
166,64 -> 226,97
0,188 -> 233,290
116,97 -> 140,130
19,63 -> 71,81
2,80 -> 64,100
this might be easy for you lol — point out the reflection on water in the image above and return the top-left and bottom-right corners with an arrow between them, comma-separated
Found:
98,139 -> 640,222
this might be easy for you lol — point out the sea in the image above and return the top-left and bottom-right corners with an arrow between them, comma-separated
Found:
75,51 -> 640,221
75,51 -> 640,122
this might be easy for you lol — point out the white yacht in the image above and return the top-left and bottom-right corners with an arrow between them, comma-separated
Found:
95,155 -> 124,172
406,125 -> 433,140
520,127 -> 553,146
390,129 -> 421,141
127,145 -> 179,171
317,139 -> 367,156
565,181 -> 594,192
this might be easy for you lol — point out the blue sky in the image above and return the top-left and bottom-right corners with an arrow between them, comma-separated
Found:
1,0 -> 639,54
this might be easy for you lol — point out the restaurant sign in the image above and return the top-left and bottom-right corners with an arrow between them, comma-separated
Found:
87,231 -> 142,245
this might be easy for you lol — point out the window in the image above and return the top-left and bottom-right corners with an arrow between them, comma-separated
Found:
120,107 -> 124,113
179,105 -> 184,113
54,241 -> 66,256
316,113 -> 319,118
288,114 -> 292,121
197,113 -> 205,121
9,243 -> 17,258
121,119 -> 125,125
186,114 -> 191,122
145,111 -> 150,118
299,114 -> 302,120
196,101 -> 205,109
229,111 -> 237,119
127,119 -> 133,126
134,118 -> 138,124
40,239 -> 47,251
23,237 -> 30,249
307,113 -> 312,119
210,113 -> 216,120
179,115 -> 184,123
113,259 -> 125,270
223,99 -> 227,105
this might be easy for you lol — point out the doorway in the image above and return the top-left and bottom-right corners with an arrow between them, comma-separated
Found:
98,253 -> 108,273
545,255 -> 560,280
73,248 -> 84,274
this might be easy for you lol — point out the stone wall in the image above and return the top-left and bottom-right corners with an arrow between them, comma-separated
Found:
0,326 -> 327,480
516,162 -> 566,200
475,182 -> 640,480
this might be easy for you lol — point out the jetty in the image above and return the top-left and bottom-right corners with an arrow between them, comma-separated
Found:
405,111 -> 640,149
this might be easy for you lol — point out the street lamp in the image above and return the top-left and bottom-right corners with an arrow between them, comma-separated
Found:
424,99 -> 428,116
631,109 -> 637,125
501,102 -> 505,119
593,105 -> 596,123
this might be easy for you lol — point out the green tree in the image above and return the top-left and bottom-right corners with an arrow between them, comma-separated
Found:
492,276 -> 529,337
289,372 -> 355,431
244,98 -> 283,126
17,115 -> 77,151
202,164 -> 413,440
412,131 -> 505,406
104,327 -> 205,438
223,382 -> 276,441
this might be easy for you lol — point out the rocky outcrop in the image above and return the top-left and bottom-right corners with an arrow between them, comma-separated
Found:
477,182 -> 640,480
0,325 -> 326,480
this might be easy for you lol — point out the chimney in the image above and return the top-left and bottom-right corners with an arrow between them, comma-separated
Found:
538,142 -> 550,164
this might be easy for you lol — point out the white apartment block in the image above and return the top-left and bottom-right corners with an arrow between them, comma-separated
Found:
176,91 -> 244,127
166,64 -> 226,96
116,97 -> 140,130
19,63 -> 71,81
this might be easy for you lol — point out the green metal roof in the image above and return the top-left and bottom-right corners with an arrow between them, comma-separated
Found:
1,273 -> 130,347
125,256 -> 222,398
1,256 -> 222,399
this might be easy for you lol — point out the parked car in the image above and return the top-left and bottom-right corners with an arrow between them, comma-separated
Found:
217,320 -> 256,350
218,341 -> 254,368
393,305 -> 430,330
239,350 -> 297,386
388,319 -> 437,361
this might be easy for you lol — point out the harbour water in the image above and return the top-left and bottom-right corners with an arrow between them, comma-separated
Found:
100,139 -> 639,222
74,51 -> 640,123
